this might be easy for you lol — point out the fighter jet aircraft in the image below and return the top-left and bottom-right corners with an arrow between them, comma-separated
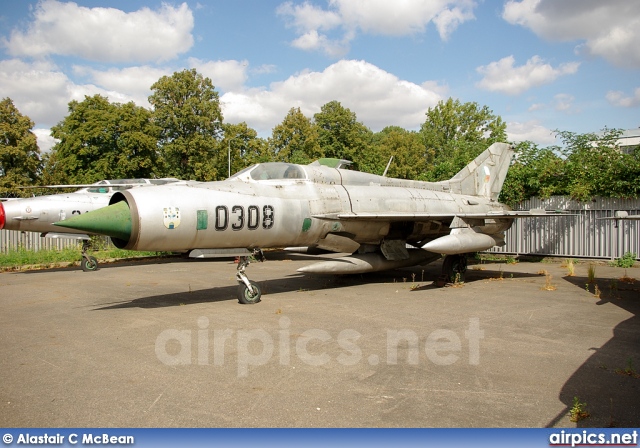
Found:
599,211 -> 640,220
55,143 -> 563,303
0,178 -> 180,270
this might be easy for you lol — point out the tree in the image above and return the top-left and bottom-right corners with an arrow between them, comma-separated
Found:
313,100 -> 372,170
558,128 -> 640,201
499,141 -> 565,207
222,122 -> 270,178
0,98 -> 41,196
372,127 -> 425,178
420,98 -> 507,181
500,129 -> 640,205
269,107 -> 322,165
149,69 -> 223,181
47,95 -> 160,183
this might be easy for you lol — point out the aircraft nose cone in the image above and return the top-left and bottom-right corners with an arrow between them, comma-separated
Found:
54,200 -> 132,241
0,201 -> 5,229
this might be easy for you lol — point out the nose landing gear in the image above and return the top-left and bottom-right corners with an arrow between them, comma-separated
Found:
236,248 -> 266,304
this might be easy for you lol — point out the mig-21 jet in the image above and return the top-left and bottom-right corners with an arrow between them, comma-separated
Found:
55,143 -> 565,303
0,178 -> 181,270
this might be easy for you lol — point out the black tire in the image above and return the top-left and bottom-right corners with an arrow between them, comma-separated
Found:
81,256 -> 99,272
442,254 -> 467,283
237,281 -> 262,304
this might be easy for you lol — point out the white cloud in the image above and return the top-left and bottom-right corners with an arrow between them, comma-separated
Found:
606,88 -> 640,108
0,59 -> 75,127
552,93 -> 576,113
334,0 -> 475,37
277,0 -> 477,56
220,59 -> 444,134
476,55 -> 579,95
276,2 -> 342,32
188,58 -> 249,93
0,59 -> 153,129
33,128 -> 59,153
73,65 -> 172,107
507,120 -> 557,145
2,0 -> 194,63
503,0 -> 640,68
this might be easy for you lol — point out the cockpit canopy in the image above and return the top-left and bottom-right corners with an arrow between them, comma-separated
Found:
230,163 -> 307,182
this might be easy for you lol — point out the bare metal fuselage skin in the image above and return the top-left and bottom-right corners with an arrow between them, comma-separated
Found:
1,192 -> 111,235
0,179 -> 181,236
108,161 -> 512,254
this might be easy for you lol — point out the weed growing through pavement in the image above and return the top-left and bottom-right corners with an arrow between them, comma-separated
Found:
615,358 -> 640,379
570,396 -> 590,422
565,258 -> 576,276
619,271 -> 636,284
587,264 -> 596,284
541,272 -> 556,291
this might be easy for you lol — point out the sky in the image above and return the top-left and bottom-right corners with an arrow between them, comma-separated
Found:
0,0 -> 639,153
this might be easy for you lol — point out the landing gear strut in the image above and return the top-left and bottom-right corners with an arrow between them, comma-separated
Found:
441,254 -> 468,284
236,248 -> 266,304
80,240 -> 99,272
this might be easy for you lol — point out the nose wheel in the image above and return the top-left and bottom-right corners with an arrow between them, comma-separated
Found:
236,249 -> 265,304
81,240 -> 99,272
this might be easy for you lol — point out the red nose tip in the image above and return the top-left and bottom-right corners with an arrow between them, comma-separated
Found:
0,201 -> 5,230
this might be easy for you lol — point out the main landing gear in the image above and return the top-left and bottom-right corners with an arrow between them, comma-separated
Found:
80,239 -> 99,272
437,254 -> 468,286
236,248 -> 266,304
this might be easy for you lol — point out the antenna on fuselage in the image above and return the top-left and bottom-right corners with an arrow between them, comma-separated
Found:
382,156 -> 394,177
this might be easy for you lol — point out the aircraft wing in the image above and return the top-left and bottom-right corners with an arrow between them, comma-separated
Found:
598,211 -> 640,220
312,209 -> 572,222
17,184 -> 149,189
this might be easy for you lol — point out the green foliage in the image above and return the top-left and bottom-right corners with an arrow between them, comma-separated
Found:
557,128 -> 639,201
500,140 -> 566,206
223,122 -> 270,177
0,98 -> 42,196
419,98 -> 507,181
0,245 -> 172,270
610,252 -> 637,268
502,128 -> 640,205
0,246 -> 85,268
149,68 -> 223,181
47,95 -> 160,184
371,127 -> 426,178
269,107 -> 322,165
313,100 -> 373,170
570,396 -> 589,422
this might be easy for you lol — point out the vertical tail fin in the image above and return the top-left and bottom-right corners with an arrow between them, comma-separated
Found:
440,143 -> 513,200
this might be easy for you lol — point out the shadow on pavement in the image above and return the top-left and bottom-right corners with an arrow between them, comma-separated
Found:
547,274 -> 640,427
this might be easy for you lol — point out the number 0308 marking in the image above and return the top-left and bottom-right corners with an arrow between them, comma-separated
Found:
214,205 -> 274,231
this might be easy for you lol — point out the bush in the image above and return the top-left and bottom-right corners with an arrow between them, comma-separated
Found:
610,252 -> 637,268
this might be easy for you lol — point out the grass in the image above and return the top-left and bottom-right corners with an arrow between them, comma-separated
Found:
541,271 -> 557,291
587,264 -> 596,284
0,246 -> 170,270
564,258 -> 576,276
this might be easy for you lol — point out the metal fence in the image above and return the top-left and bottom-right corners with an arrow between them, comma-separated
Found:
0,230 -> 86,253
2,196 -> 639,259
491,196 -> 640,260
